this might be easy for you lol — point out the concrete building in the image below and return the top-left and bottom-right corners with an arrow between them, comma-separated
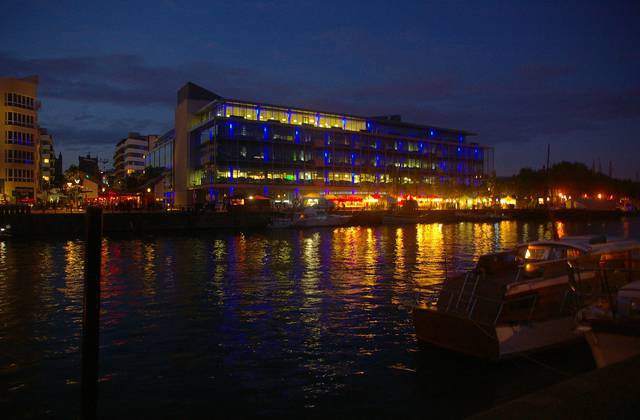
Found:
113,132 -> 159,179
0,76 -> 40,203
39,128 -> 55,186
173,82 -> 493,208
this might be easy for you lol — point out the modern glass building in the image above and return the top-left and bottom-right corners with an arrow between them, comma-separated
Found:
144,128 -> 174,170
173,83 -> 493,208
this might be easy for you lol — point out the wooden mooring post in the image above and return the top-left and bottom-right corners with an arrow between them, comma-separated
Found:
81,207 -> 103,419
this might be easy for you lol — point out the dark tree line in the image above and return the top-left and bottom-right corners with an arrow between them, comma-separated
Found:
495,161 -> 640,198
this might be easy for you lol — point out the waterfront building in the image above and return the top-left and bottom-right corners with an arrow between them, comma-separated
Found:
113,132 -> 158,179
144,128 -> 175,205
0,76 -> 40,203
38,128 -> 55,185
144,128 -> 174,171
173,82 -> 494,208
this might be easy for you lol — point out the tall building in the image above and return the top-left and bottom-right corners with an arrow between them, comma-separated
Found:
113,132 -> 158,179
145,129 -> 175,204
0,76 -> 40,203
144,128 -> 174,170
174,82 -> 494,208
78,153 -> 100,178
38,128 -> 55,186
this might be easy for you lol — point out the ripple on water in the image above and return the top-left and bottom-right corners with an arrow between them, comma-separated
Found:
1,219 -> 639,417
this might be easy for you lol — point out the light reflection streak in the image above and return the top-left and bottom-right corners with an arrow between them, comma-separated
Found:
394,227 -> 406,280
2,218 -> 632,417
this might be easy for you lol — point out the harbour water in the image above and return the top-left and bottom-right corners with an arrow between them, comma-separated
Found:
2,218 -> 639,418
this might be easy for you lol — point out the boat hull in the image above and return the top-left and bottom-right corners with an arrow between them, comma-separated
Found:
293,217 -> 350,228
413,306 -> 499,359
585,330 -> 640,368
413,306 -> 582,360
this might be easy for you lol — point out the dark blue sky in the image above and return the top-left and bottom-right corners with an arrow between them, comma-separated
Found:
2,0 -> 639,178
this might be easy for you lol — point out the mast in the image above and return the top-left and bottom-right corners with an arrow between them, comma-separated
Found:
546,143 -> 551,201
546,144 -> 558,240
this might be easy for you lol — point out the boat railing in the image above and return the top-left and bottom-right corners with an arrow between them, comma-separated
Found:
431,279 -> 539,326
569,257 -> 640,319
472,293 -> 539,326
423,248 -> 640,325
427,260 -> 577,326
423,269 -> 515,326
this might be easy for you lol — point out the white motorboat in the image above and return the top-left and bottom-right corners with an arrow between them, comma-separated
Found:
292,207 -> 351,228
413,236 -> 640,360
268,213 -> 302,229
578,278 -> 640,368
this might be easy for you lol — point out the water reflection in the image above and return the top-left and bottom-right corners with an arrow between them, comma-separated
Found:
1,219 -> 639,418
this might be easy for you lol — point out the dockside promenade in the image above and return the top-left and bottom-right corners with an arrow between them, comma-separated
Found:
0,205 -> 634,237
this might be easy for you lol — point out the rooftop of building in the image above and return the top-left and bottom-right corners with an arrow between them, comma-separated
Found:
79,154 -> 99,163
115,132 -> 158,147
183,82 -> 477,136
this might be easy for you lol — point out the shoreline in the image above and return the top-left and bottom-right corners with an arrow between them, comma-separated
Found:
0,208 -> 636,238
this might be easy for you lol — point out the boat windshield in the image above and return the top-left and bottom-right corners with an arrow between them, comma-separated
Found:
522,246 -> 549,261
517,245 -> 577,262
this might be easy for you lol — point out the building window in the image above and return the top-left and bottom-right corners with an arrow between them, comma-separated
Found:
5,112 -> 34,128
6,168 -> 34,182
5,149 -> 35,163
5,93 -> 35,110
5,131 -> 34,145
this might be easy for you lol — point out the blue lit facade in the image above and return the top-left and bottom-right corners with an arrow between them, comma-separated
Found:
179,87 -> 493,203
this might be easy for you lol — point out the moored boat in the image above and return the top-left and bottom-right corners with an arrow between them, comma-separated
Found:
268,212 -> 302,229
454,210 -> 506,223
292,207 -> 351,228
413,236 -> 640,360
577,274 -> 640,368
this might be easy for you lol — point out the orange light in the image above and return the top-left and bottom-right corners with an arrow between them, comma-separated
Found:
597,193 -> 602,199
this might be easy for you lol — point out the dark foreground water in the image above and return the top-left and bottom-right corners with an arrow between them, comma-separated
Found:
2,218 -> 640,419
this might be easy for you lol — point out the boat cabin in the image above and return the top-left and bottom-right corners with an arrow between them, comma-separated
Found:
436,236 -> 640,324
414,236 -> 640,359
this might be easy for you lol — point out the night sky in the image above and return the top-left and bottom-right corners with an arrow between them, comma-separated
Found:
2,0 -> 639,178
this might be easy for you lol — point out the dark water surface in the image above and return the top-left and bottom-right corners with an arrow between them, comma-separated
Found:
2,218 -> 640,418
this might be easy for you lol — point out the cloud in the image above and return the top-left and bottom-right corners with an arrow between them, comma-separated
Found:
0,51 -> 252,106
2,50 -> 639,177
